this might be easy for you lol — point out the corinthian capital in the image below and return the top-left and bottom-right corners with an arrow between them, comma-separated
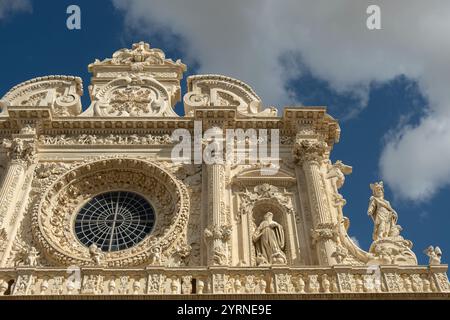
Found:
6,138 -> 36,165
292,137 -> 328,164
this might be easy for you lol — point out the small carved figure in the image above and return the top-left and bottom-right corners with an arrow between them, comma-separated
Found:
89,243 -> 103,265
234,279 -> 242,293
253,212 -> 287,265
170,278 -> 179,294
424,246 -> 442,265
297,276 -> 306,293
40,279 -> 49,294
258,279 -> 267,294
132,280 -> 141,294
150,246 -> 162,265
327,160 -> 352,190
321,274 -> 331,293
197,280 -> 205,294
0,280 -> 8,295
25,247 -> 40,267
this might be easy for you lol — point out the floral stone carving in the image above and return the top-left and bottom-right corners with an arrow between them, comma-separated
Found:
31,158 -> 190,267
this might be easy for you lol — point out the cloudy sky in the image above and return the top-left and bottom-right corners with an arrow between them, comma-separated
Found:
1,0 -> 449,263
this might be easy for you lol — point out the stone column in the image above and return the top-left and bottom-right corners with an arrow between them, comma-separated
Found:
204,163 -> 231,266
0,135 -> 36,266
293,137 -> 337,265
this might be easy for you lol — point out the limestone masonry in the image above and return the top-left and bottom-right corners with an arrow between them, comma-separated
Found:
0,42 -> 448,298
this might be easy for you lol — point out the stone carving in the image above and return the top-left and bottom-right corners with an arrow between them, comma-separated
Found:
31,158 -> 190,267
326,160 -> 352,191
253,212 -> 287,265
204,225 -> 232,266
0,75 -> 82,116
38,133 -> 173,145
89,41 -> 185,71
183,74 -> 277,117
89,244 -> 104,265
25,246 -> 40,267
311,223 -> 338,244
292,138 -> 328,164
0,267 -> 446,296
3,138 -> 36,164
0,228 -> 7,252
331,244 -> 349,264
0,279 -> 9,295
424,246 -> 442,265
90,75 -> 176,117
149,246 -> 162,265
368,182 -> 399,241
109,85 -> 163,116
366,182 -> 417,265
239,183 -> 294,220
0,40 -> 448,299
82,275 -> 103,294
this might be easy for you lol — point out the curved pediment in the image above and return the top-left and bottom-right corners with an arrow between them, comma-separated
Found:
183,74 -> 277,117
233,167 -> 296,188
81,74 -> 176,117
0,75 -> 83,117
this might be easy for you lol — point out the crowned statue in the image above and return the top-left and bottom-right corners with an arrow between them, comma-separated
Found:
253,212 -> 287,265
367,181 -> 399,241
366,181 -> 417,265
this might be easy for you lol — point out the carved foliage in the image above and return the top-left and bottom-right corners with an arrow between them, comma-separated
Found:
31,158 -> 190,267
92,75 -> 175,117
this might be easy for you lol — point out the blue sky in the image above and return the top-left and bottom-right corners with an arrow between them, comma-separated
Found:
0,0 -> 449,264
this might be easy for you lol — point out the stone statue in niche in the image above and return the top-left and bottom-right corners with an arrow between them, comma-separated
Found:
367,181 -> 399,241
253,212 -> 287,265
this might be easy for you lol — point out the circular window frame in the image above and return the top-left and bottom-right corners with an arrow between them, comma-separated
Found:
73,190 -> 157,252
32,158 -> 190,267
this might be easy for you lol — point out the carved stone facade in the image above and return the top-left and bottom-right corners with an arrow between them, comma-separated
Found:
0,42 -> 448,298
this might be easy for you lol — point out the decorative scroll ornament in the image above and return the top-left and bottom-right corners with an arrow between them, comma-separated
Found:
183,74 -> 277,117
0,75 -> 82,116
366,181 -> 417,265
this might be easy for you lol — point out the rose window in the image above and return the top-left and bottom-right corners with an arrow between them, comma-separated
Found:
74,191 -> 155,252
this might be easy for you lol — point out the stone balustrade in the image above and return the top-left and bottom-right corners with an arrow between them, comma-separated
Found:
0,265 -> 448,296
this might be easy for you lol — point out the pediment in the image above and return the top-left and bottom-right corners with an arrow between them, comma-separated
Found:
233,167 -> 296,188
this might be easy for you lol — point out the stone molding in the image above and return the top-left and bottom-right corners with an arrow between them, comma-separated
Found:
0,265 -> 448,296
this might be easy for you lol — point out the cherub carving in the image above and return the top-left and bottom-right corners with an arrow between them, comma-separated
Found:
424,246 -> 442,265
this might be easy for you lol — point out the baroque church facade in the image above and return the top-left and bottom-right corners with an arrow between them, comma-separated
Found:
0,42 -> 448,298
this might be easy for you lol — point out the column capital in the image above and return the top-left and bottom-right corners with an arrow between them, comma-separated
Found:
2,137 -> 36,167
292,137 -> 328,164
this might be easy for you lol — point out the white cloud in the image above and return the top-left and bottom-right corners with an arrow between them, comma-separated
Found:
350,236 -> 360,248
113,0 -> 450,201
0,0 -> 31,20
